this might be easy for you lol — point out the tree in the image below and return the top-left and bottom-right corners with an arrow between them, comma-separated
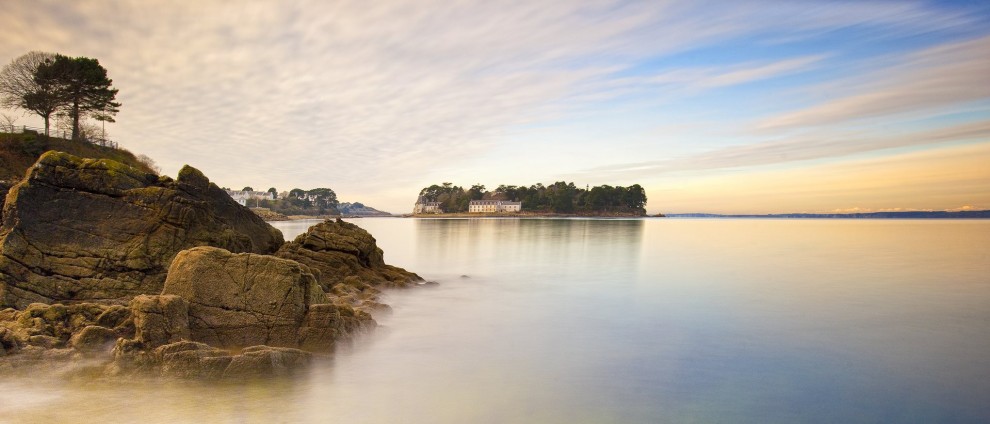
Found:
307,188 -> 339,212
0,52 -> 59,136
136,154 -> 161,174
91,111 -> 115,145
468,184 -> 486,200
289,188 -> 306,198
267,187 -> 278,199
0,113 -> 16,132
242,186 -> 254,192
37,55 -> 120,140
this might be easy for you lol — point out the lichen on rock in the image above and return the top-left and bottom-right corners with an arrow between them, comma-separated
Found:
0,151 -> 284,308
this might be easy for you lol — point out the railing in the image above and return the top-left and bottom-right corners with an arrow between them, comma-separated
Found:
1,124 -> 118,149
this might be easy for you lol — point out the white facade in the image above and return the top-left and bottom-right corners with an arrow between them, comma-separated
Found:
226,190 -> 274,206
414,201 -> 442,214
468,200 -> 522,213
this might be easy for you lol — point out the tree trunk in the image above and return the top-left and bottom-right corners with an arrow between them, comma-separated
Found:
43,115 -> 50,137
71,101 -> 80,140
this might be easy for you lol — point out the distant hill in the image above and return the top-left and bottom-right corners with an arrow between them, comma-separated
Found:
666,211 -> 990,219
338,202 -> 391,216
0,131 -> 156,180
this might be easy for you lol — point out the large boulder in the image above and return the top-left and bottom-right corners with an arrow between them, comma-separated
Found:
161,246 -> 368,350
0,151 -> 284,308
129,294 -> 190,348
277,219 -> 422,293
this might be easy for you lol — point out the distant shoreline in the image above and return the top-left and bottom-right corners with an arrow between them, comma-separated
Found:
665,210 -> 990,219
408,212 -> 650,218
267,211 -> 990,220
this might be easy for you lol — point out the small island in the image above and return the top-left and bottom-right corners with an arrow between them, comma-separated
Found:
412,182 -> 648,217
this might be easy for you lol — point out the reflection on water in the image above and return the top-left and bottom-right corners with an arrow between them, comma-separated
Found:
2,218 -> 989,423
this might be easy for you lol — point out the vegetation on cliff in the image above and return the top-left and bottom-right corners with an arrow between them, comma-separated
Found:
0,131 -> 156,180
418,181 -> 648,215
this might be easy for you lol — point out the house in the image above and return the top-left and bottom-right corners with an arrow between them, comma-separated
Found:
413,198 -> 442,214
469,199 -> 522,213
225,189 -> 274,206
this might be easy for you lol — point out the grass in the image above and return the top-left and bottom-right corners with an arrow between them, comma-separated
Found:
0,131 -> 155,181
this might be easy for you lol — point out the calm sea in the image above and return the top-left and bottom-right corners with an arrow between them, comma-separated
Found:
3,218 -> 988,423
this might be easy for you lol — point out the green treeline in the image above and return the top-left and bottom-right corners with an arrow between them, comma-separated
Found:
418,182 -> 647,215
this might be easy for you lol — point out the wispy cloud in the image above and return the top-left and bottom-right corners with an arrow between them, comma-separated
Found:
577,118 -> 990,178
758,35 -> 990,129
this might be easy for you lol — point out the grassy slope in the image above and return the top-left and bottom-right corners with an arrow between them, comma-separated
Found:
0,132 -> 155,181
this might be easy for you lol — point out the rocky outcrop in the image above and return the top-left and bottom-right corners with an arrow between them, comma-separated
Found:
277,219 -> 421,293
0,151 -> 284,308
0,152 -> 429,381
162,246 -> 372,350
251,208 -> 289,221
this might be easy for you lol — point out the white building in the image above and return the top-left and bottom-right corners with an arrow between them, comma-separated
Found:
469,199 -> 522,213
413,199 -> 442,214
226,189 -> 274,206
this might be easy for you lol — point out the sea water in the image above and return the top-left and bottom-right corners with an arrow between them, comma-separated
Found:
2,218 -> 988,423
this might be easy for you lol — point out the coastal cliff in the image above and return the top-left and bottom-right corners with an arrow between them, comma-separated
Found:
0,151 -> 423,379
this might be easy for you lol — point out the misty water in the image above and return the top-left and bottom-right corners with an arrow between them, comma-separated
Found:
3,218 -> 989,423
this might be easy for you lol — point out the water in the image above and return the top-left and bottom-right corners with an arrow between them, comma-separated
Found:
2,218 -> 988,423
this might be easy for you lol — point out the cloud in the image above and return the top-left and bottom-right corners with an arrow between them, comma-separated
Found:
577,118 -> 990,179
758,35 -> 990,129
0,0 -> 985,213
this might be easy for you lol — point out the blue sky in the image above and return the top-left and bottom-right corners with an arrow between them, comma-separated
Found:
1,0 -> 988,214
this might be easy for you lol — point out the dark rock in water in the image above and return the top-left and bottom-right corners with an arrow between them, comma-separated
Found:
297,302 -> 375,351
152,341 -> 312,380
0,151 -> 284,308
70,325 -> 117,354
221,345 -> 312,380
276,219 -> 422,293
129,294 -> 189,348
162,246 -> 371,351
156,340 -> 232,380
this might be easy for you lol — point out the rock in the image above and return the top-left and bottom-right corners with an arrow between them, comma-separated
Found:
28,334 -> 60,348
95,305 -> 132,329
162,247 -> 328,349
129,294 -> 189,348
276,219 -> 422,293
11,303 -> 106,341
0,326 -> 20,354
297,303 -> 374,351
70,325 -> 117,354
155,340 -> 232,379
221,345 -> 312,380
251,208 -> 289,221
0,151 -> 284,308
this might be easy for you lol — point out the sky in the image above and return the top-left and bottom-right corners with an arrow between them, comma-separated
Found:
1,0 -> 989,215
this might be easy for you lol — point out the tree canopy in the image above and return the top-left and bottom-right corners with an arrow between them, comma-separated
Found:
37,55 -> 120,140
0,52 -> 59,135
0,52 -> 119,139
418,181 -> 647,215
